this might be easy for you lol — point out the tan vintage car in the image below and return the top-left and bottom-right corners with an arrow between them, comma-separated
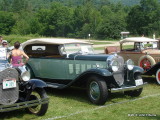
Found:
105,37 -> 160,85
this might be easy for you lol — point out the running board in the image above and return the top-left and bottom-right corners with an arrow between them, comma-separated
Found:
46,82 -> 66,89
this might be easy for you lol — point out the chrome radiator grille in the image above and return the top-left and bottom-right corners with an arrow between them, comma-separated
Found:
112,56 -> 125,86
0,68 -> 19,105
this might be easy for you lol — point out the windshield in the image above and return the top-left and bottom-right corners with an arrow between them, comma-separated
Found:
60,43 -> 94,55
122,41 -> 158,51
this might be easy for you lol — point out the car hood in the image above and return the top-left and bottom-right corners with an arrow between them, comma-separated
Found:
142,49 -> 160,54
68,53 -> 120,61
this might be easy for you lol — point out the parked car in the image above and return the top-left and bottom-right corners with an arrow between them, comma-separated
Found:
105,37 -> 160,84
22,38 -> 146,105
0,47 -> 48,116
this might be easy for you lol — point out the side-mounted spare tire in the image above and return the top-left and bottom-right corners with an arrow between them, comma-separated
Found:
138,55 -> 156,71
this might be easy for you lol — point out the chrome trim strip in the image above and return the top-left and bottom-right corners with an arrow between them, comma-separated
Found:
110,82 -> 147,93
0,98 -> 49,112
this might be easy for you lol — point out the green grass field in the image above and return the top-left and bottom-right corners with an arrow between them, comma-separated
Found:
1,77 -> 159,120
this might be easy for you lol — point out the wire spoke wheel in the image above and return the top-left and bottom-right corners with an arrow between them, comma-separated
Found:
28,92 -> 41,114
26,89 -> 48,116
140,58 -> 151,71
138,55 -> 156,72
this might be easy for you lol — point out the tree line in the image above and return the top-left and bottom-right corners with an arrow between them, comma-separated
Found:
0,0 -> 160,39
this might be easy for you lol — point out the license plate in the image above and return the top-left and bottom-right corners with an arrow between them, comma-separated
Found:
135,79 -> 143,86
3,78 -> 16,89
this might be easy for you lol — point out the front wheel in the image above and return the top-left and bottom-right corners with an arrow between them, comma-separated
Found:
155,69 -> 160,85
87,76 -> 108,105
124,74 -> 143,97
26,88 -> 48,116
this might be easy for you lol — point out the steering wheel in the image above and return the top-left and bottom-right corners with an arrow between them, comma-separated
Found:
36,48 -> 43,51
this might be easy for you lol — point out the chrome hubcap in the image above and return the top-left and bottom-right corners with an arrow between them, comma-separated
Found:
89,81 -> 100,100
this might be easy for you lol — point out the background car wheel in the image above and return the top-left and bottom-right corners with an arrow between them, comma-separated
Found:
26,88 -> 48,116
155,68 -> 160,85
124,74 -> 143,97
87,76 -> 108,105
138,55 -> 155,71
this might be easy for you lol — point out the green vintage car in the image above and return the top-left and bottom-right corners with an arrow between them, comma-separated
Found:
22,38 -> 146,105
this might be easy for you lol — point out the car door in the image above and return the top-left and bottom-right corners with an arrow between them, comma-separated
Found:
27,44 -> 67,80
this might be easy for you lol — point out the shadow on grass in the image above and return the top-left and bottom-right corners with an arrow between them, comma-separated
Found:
142,76 -> 158,85
0,109 -> 36,120
45,87 -> 132,105
46,87 -> 90,104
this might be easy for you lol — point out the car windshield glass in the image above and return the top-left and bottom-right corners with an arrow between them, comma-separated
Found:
122,42 -> 158,51
61,43 -> 94,54
143,42 -> 158,49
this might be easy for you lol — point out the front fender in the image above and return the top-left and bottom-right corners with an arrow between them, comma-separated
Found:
78,68 -> 112,78
133,66 -> 144,74
28,79 -> 47,90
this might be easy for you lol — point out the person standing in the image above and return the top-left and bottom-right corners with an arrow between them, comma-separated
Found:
10,41 -> 29,67
153,33 -> 156,39
2,40 -> 8,48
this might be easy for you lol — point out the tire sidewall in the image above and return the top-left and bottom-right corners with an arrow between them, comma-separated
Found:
156,69 -> 160,84
87,76 -> 108,105
138,55 -> 156,70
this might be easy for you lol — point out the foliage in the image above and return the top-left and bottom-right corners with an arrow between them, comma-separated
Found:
36,2 -> 73,37
127,0 -> 160,36
0,0 -> 160,39
96,4 -> 127,39
0,11 -> 15,35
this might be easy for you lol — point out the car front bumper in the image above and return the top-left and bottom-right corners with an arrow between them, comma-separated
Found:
110,82 -> 147,93
0,97 -> 49,112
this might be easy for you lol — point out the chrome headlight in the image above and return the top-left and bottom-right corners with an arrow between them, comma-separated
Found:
126,59 -> 134,70
18,66 -> 31,81
110,60 -> 119,72
21,71 -> 31,81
